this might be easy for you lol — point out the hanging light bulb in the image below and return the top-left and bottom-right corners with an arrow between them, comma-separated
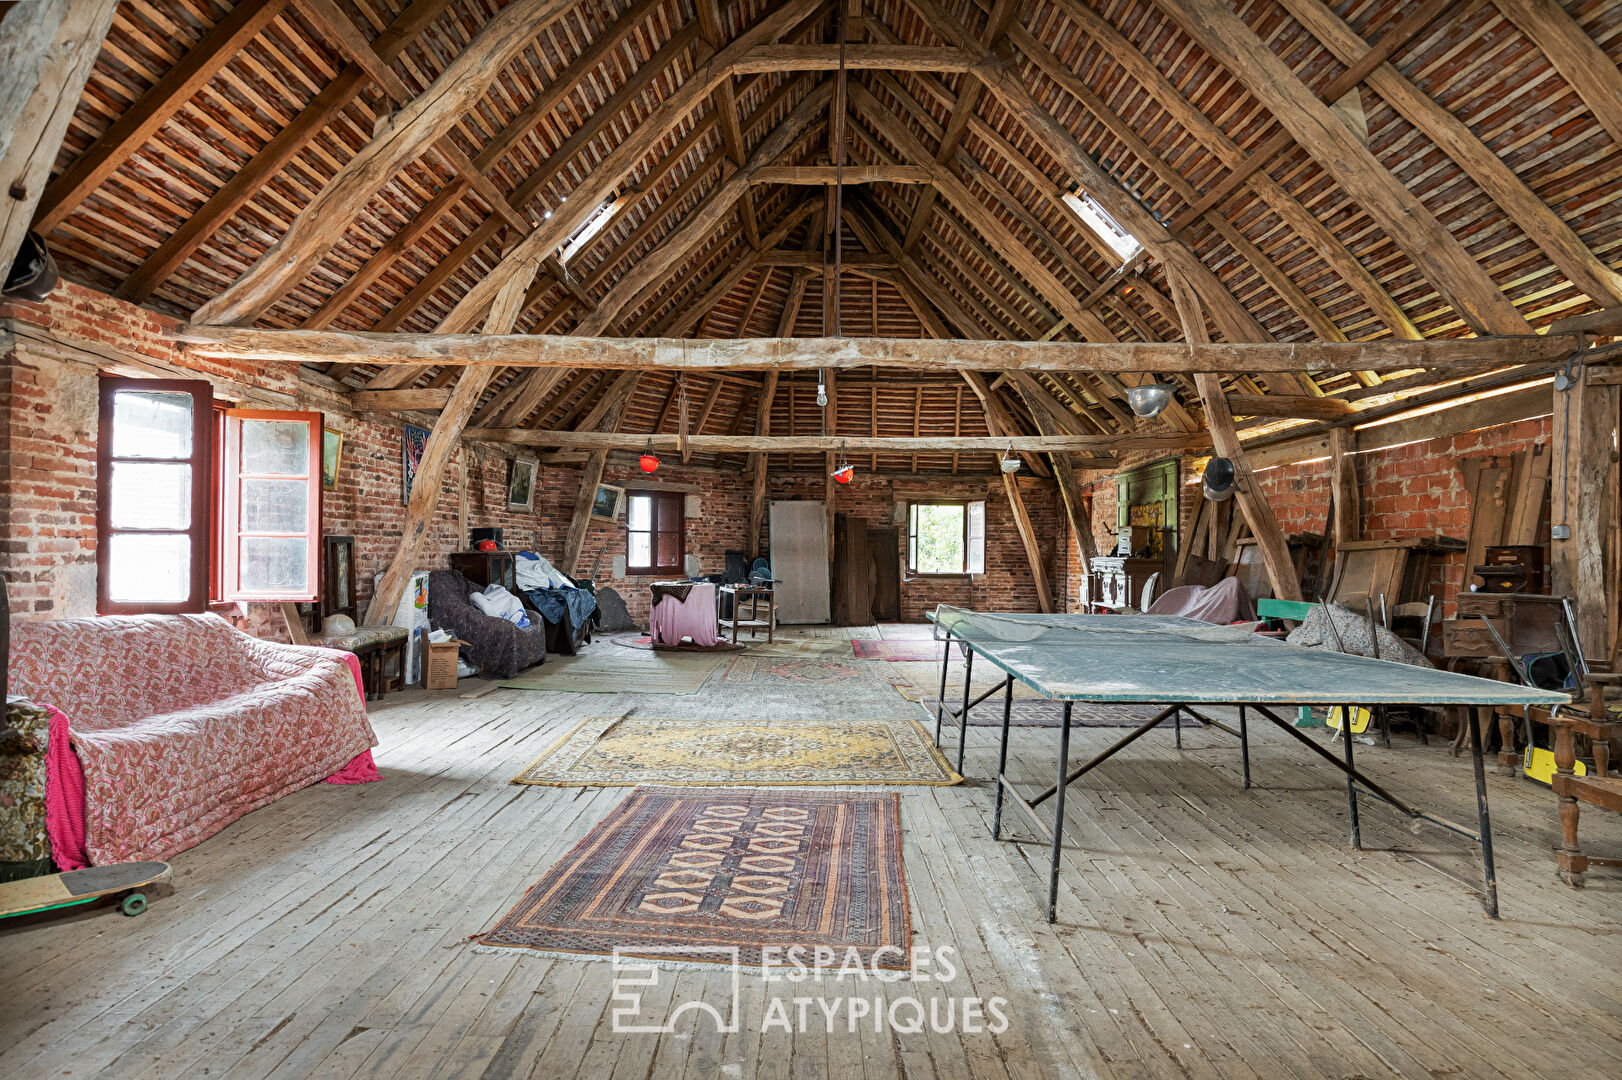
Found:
999,443 -> 1022,474
816,371 -> 828,408
639,439 -> 660,474
830,441 -> 855,484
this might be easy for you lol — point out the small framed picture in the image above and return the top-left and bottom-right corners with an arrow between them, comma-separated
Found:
402,423 -> 430,504
321,428 -> 344,491
591,482 -> 626,521
507,457 -> 537,510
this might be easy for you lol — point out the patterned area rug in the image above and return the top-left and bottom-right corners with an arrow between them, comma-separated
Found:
886,660 -> 1047,703
740,639 -> 855,659
878,623 -> 937,639
512,715 -> 962,786
719,655 -> 884,684
480,787 -> 911,968
852,639 -> 956,662
921,698 -> 1170,728
610,633 -> 745,653
499,650 -> 726,695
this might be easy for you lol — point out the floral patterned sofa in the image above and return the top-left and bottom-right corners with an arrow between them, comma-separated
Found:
7,613 -> 378,867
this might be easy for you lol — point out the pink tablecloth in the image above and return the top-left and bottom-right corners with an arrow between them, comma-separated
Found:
649,584 -> 719,647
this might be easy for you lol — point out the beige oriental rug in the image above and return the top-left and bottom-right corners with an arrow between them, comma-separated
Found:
511,715 -> 962,787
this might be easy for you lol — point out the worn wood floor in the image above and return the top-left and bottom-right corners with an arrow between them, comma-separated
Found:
3,624 -> 1620,1080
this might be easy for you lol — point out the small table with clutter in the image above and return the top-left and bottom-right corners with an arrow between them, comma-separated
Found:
719,583 -> 776,644
648,581 -> 719,647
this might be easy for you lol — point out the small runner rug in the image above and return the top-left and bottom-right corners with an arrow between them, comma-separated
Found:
852,639 -> 955,662
480,786 -> 911,968
512,715 -> 961,786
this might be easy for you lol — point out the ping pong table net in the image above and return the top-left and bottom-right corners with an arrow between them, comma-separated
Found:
930,605 -> 1256,646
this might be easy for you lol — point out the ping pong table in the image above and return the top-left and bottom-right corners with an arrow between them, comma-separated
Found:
924,606 -> 1569,923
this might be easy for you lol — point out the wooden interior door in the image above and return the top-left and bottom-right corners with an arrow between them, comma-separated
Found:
770,500 -> 830,624
832,514 -> 873,626
868,526 -> 901,621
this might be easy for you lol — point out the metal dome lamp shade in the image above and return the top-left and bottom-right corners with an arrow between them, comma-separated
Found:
1203,456 -> 1237,502
638,439 -> 660,474
1126,381 -> 1176,419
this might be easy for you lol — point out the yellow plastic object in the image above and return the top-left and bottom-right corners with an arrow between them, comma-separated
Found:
1522,746 -> 1586,785
1326,706 -> 1372,734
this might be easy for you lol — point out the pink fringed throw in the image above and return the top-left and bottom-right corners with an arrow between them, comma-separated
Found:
324,652 -> 381,785
44,705 -> 89,872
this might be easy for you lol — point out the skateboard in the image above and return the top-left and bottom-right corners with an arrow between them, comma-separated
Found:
0,861 -> 171,920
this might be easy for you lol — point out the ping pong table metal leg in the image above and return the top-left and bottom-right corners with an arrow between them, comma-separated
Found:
1174,705 -> 1182,749
993,676 -> 1014,840
1239,705 -> 1251,789
1343,702 -> 1362,850
1048,701 -> 1072,923
934,631 -> 952,748
957,649 -> 974,776
1467,706 -> 1500,919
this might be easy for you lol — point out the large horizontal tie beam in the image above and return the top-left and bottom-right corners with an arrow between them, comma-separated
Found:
731,44 -> 980,73
174,327 -> 1580,373
752,166 -> 934,185
460,431 -> 1201,453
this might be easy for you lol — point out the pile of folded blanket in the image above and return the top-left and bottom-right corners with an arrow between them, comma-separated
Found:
515,551 -> 597,633
470,582 -> 530,628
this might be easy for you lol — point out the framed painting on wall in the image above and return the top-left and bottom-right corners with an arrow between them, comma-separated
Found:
507,458 -> 537,510
321,428 -> 343,491
591,482 -> 626,521
402,423 -> 429,504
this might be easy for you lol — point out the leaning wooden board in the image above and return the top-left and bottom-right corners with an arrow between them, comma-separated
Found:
0,861 -> 171,918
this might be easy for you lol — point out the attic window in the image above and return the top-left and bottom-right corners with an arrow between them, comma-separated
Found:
558,199 -> 620,265
1063,191 -> 1141,264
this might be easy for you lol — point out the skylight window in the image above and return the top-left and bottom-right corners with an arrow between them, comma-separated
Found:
1063,190 -> 1141,264
557,198 -> 621,265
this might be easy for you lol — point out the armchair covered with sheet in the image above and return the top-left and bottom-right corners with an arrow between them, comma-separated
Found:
427,568 -> 547,679
7,613 -> 378,867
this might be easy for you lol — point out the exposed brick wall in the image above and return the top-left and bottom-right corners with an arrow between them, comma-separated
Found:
5,283 -> 1079,636
1060,423 -> 1551,616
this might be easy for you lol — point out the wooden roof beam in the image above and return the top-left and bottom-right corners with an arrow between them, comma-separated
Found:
179,326 -> 1580,372
1487,0 -> 1622,146
193,0 -> 583,326
429,0 -> 826,340
698,0 -> 761,250
31,0 -> 292,233
753,165 -> 933,185
116,0 -> 458,303
1152,0 -> 1531,336
1,0 -> 121,284
1276,0 -> 1622,308
731,44 -> 980,73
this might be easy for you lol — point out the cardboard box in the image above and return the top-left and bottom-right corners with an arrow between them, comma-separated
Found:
425,638 -> 469,690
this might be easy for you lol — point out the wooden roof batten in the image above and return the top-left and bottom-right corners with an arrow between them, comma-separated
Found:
11,0 -> 1622,462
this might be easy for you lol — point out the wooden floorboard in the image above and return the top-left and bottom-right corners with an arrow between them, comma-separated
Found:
3,630 -> 1620,1080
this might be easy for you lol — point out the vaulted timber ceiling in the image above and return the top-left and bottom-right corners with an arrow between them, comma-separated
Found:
29,0 -> 1622,473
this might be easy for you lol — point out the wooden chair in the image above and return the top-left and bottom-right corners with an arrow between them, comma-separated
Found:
1550,672 -> 1622,886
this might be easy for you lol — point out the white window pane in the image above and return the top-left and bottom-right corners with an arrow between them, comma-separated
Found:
967,501 -> 985,574
629,533 -> 651,567
111,391 -> 193,459
107,533 -> 190,602
628,495 -> 652,530
109,462 -> 190,529
242,477 -> 308,532
242,419 -> 309,475
240,536 -> 309,592
915,504 -> 965,574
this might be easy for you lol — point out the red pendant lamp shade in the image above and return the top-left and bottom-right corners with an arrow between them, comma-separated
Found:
639,439 -> 660,473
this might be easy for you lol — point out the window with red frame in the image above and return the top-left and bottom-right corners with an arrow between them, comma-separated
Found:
626,491 -> 684,574
218,409 -> 322,602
